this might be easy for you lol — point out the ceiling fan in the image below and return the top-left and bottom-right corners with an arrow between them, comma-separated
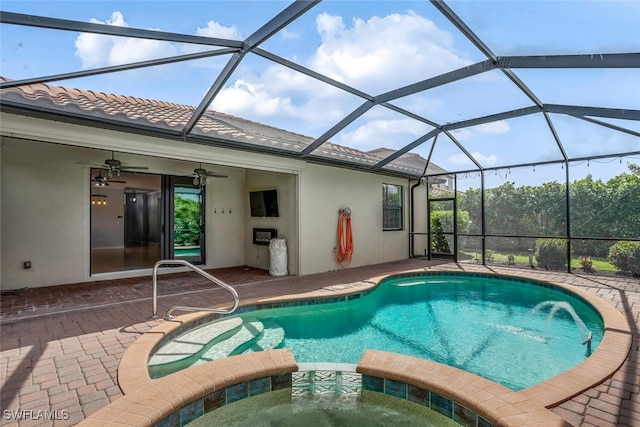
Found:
192,163 -> 227,186
91,170 -> 126,187
97,151 -> 149,178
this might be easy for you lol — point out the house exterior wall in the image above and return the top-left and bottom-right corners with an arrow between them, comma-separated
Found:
1,112 -> 411,290
298,163 -> 408,274
412,183 -> 430,257
1,139 -> 92,288
245,169 -> 298,273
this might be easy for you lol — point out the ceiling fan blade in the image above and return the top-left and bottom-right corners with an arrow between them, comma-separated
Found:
121,166 -> 149,170
204,172 -> 228,178
78,162 -> 109,169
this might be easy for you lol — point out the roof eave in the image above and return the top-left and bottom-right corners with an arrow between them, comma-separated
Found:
0,102 -> 422,180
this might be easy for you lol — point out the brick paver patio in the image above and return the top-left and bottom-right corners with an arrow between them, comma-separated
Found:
1,259 -> 638,426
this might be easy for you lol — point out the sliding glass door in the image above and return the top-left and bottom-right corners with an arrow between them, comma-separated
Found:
90,170 -> 162,273
162,176 -> 205,264
91,172 -> 205,274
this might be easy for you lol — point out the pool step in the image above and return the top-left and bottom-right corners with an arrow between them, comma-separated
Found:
198,318 -> 265,362
149,317 -> 286,378
242,320 -> 285,354
148,317 -> 243,367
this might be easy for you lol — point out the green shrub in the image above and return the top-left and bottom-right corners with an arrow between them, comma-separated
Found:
431,216 -> 450,253
578,256 -> 596,273
608,241 -> 640,275
535,238 -> 569,270
429,209 -> 471,254
174,196 -> 201,246
430,210 -> 471,235
485,249 -> 495,262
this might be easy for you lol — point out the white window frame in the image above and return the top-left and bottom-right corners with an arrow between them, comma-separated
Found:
383,183 -> 403,231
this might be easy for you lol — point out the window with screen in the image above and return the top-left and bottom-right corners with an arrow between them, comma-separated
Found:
383,184 -> 403,230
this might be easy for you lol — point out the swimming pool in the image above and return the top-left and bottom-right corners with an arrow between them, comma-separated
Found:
186,388 -> 461,427
148,273 -> 604,390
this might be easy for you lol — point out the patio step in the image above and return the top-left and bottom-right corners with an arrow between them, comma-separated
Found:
148,317 -> 243,368
197,318 -> 265,362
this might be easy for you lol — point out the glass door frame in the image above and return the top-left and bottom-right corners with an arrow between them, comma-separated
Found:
161,175 -> 206,264
427,196 -> 457,261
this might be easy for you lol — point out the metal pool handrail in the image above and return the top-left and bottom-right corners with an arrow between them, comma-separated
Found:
151,260 -> 239,320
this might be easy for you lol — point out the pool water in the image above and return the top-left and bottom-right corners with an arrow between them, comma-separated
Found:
186,389 -> 459,427
250,276 -> 602,390
174,247 -> 201,257
155,275 -> 604,390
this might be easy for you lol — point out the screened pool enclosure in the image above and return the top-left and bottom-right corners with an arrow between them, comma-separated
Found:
1,1 -> 639,276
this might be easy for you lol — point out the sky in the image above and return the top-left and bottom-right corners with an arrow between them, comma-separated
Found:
1,0 -> 639,185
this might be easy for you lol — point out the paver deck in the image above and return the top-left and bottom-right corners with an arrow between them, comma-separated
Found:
1,259 -> 638,426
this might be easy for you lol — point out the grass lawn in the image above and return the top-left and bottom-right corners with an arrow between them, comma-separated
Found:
569,257 -> 617,272
461,250 -> 617,272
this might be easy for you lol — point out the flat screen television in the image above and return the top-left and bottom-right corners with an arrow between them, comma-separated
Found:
250,189 -> 279,217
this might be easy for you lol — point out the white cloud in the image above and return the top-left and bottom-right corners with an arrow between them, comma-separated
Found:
337,118 -> 429,150
280,29 -> 300,40
211,10 -> 472,139
449,127 -> 474,140
449,120 -> 510,143
211,63 -> 352,134
196,21 -> 241,39
75,11 -> 178,68
449,151 -> 498,166
309,11 -> 471,92
74,12 -> 241,69
212,79 -> 294,117
475,121 -> 511,135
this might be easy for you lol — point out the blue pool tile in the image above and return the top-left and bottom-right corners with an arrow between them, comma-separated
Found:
226,382 -> 248,403
362,375 -> 384,393
272,373 -> 292,390
156,411 -> 180,427
249,377 -> 271,396
236,305 -> 257,314
478,416 -> 494,427
407,385 -> 430,407
383,378 -> 407,398
204,389 -> 225,412
179,398 -> 203,425
454,402 -> 477,427
430,392 -> 453,418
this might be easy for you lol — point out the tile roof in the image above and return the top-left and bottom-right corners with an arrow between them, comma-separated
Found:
0,77 -> 441,178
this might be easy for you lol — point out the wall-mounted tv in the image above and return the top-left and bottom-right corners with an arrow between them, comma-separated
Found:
250,189 -> 279,217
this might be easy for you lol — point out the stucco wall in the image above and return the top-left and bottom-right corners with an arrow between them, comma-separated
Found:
205,166 -> 248,269
1,140 -> 92,288
245,170 -> 298,274
412,182 -> 430,257
1,113 -> 412,289
298,163 -> 409,274
0,137 -> 253,289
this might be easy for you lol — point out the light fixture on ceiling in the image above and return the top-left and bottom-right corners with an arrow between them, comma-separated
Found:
131,191 -> 137,203
94,175 -> 108,187
91,194 -> 107,206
